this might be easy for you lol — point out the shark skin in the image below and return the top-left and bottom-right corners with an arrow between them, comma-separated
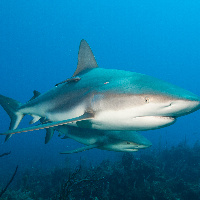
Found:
0,39 -> 200,139
54,126 -> 152,154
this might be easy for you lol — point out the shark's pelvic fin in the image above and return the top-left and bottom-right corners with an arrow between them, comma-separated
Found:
29,115 -> 41,124
39,117 -> 55,144
60,144 -> 98,154
61,135 -> 69,139
0,94 -> 24,141
0,112 -> 94,135
45,128 -> 55,144
73,39 -> 98,77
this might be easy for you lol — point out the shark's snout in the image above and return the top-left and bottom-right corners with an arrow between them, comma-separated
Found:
169,87 -> 200,116
166,99 -> 200,117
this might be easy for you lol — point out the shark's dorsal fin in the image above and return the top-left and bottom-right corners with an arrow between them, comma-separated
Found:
72,39 -> 98,77
33,90 -> 41,98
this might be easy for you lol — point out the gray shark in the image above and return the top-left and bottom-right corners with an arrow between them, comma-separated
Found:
0,39 -> 200,140
52,126 -> 152,154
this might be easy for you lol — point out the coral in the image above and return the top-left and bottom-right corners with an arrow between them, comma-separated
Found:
0,165 -> 18,198
2,142 -> 200,200
1,189 -> 33,200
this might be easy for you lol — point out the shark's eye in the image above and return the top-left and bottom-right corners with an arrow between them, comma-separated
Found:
145,97 -> 150,103
127,142 -> 130,144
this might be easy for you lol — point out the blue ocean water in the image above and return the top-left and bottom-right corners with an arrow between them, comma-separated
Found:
0,0 -> 200,187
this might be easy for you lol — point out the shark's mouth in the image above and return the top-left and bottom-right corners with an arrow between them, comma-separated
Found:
133,116 -> 176,120
157,116 -> 176,120
131,116 -> 177,129
151,116 -> 177,122
152,116 -> 177,125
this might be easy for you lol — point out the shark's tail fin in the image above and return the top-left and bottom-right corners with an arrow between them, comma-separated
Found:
0,94 -> 24,141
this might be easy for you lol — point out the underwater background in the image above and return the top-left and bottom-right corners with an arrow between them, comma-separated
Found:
0,0 -> 200,199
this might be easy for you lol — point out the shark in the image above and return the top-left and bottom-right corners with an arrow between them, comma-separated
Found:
0,39 -> 200,141
33,90 -> 152,153
25,90 -> 152,153
48,126 -> 152,154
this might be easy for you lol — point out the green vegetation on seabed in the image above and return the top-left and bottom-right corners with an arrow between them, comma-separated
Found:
1,141 -> 200,200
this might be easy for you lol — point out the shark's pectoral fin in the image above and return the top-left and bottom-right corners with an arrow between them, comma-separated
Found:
60,144 -> 98,154
0,112 -> 94,135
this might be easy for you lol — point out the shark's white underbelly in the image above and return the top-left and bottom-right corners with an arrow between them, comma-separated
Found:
89,109 -> 176,131
45,106 -> 176,131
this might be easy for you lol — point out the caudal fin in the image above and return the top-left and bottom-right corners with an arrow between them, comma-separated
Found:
0,94 -> 24,141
